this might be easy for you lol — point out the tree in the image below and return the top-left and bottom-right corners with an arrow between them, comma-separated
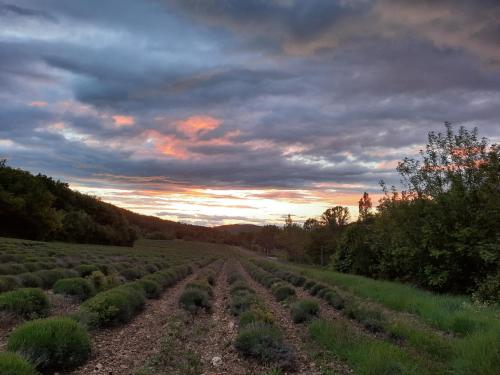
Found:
321,206 -> 350,228
358,192 -> 372,221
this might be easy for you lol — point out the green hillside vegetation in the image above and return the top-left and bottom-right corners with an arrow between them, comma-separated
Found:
0,161 -> 236,246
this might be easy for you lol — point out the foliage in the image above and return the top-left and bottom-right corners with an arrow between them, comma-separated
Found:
0,288 -> 49,318
179,288 -> 211,313
7,317 -> 91,371
270,282 -> 296,301
235,322 -> 295,369
80,285 -> 145,326
290,299 -> 319,323
0,352 -> 38,375
53,277 -> 95,300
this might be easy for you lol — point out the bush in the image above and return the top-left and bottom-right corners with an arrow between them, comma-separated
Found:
53,278 -> 95,300
304,280 -> 317,290
0,288 -> 49,318
7,317 -> 91,371
33,269 -> 78,289
235,322 -> 295,369
324,291 -> 345,310
75,264 -> 100,277
132,279 -> 161,299
0,263 -> 27,275
271,283 -> 296,301
310,284 -> 327,296
16,273 -> 43,288
230,291 -> 256,316
0,352 -> 38,375
290,299 -> 319,323
80,286 -> 145,326
345,303 -> 385,333
239,307 -> 274,326
120,268 -> 145,281
179,288 -> 211,313
186,280 -> 213,296
230,281 -> 254,295
0,276 -> 20,292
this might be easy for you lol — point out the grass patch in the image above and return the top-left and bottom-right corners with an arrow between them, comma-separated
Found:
309,319 -> 428,375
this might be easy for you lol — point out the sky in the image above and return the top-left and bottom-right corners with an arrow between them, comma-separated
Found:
1,0 -> 500,226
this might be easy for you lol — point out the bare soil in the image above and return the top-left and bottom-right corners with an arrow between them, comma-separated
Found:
197,261 -> 271,375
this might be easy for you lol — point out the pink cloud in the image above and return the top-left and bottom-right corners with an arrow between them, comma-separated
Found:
29,101 -> 48,107
112,115 -> 135,126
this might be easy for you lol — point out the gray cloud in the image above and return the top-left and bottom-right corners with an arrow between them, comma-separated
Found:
1,0 -> 499,224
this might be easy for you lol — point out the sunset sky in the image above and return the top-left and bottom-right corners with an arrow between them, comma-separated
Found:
1,0 -> 500,226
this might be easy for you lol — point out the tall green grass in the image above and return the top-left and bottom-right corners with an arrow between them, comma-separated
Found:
309,319 -> 435,375
286,263 -> 499,336
285,262 -> 500,375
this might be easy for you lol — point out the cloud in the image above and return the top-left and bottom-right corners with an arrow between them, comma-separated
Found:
1,0 -> 500,225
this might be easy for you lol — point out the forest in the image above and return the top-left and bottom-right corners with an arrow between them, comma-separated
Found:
0,161 -> 233,246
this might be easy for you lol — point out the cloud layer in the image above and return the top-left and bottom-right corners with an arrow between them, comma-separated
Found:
1,0 -> 499,225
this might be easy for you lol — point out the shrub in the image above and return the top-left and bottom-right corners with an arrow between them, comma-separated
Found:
271,283 -> 296,301
7,317 -> 90,371
132,279 -> 161,299
120,268 -> 145,281
310,284 -> 327,296
0,276 -> 20,292
239,307 -> 275,326
186,280 -> 213,296
230,281 -> 254,295
228,272 -> 244,285
16,273 -> 43,288
0,288 -> 49,318
235,322 -> 295,369
0,263 -> 27,275
87,271 -> 106,291
230,291 -> 257,316
345,303 -> 385,333
290,299 -> 320,323
80,286 -> 145,326
75,264 -> 100,277
33,269 -> 78,289
0,352 -> 38,375
304,280 -> 317,290
324,291 -> 345,310
179,288 -> 211,313
53,278 -> 95,300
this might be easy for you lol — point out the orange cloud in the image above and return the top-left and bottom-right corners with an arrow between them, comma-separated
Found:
112,115 -> 135,126
29,101 -> 48,107
175,115 -> 221,137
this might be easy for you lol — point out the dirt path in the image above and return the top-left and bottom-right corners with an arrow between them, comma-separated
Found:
238,262 -> 350,375
67,267 -> 204,375
199,261 -> 270,375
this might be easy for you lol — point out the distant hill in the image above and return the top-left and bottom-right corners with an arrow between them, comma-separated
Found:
0,160 -> 233,246
215,224 -> 261,234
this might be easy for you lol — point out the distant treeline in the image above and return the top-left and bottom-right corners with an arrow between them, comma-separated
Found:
0,161 -> 233,246
237,125 -> 499,303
